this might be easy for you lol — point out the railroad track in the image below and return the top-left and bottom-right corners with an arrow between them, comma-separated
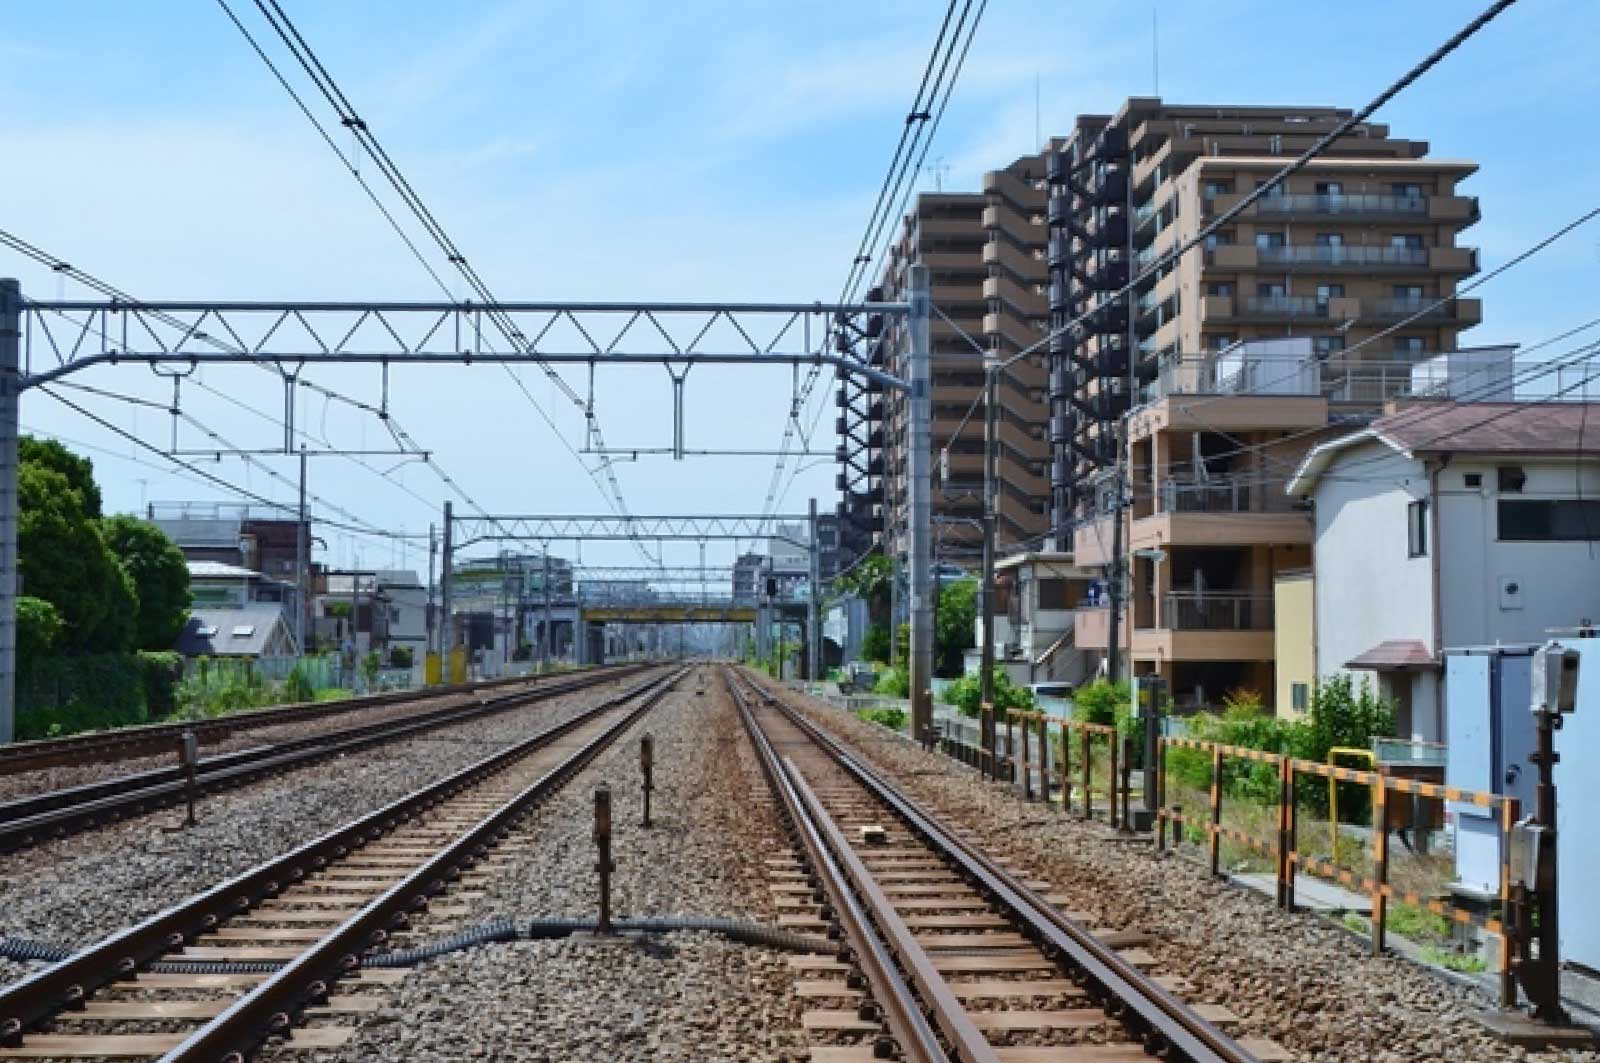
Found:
0,664 -> 651,855
0,666 -> 685,1062
0,667 -> 621,775
726,667 -> 1291,1063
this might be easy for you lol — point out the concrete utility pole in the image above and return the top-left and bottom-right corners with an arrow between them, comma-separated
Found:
979,366 -> 998,778
541,549 -> 552,671
907,264 -> 934,745
0,280 -> 19,744
440,500 -> 455,660
426,523 -> 437,657
1106,421 -> 1127,684
808,497 -> 821,682
295,447 -> 308,655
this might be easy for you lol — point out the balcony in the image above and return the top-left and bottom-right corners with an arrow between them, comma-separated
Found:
1257,245 -> 1428,270
1239,295 -> 1330,320
1255,192 -> 1428,218
1157,477 -> 1295,516
1164,592 -> 1274,632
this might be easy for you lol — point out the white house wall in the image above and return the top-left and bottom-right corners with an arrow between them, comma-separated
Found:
1310,441 -> 1437,728
1436,459 -> 1600,649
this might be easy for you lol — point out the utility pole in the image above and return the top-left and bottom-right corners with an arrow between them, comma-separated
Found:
541,549 -> 552,672
979,366 -> 998,778
808,497 -> 821,682
296,447 -> 308,656
440,501 -> 455,669
1106,420 -> 1127,684
907,264 -> 934,746
426,523 -> 437,657
0,279 -> 19,744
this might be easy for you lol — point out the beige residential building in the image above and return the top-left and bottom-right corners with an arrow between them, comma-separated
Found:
880,154 -> 1052,566
1057,98 -> 1482,710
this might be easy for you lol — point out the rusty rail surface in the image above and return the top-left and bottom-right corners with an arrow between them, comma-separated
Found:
0,664 -> 650,855
735,669 -> 1259,1063
0,667 -> 684,1059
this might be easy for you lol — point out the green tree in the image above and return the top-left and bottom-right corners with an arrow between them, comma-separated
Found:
835,554 -> 893,624
861,622 -> 890,663
20,437 -> 102,517
101,515 -> 191,650
16,596 -> 63,660
934,578 -> 977,678
18,463 -> 136,651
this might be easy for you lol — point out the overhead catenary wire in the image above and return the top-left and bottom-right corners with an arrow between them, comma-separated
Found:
230,0 -> 654,562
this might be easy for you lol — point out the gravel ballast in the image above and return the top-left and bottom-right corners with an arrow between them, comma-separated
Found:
261,668 -> 809,1063
770,677 -> 1599,1063
0,673 -> 649,972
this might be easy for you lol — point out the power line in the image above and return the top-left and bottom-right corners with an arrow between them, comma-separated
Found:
228,0 -> 650,557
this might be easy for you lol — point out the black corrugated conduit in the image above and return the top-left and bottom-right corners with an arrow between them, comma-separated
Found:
1,917 -> 830,974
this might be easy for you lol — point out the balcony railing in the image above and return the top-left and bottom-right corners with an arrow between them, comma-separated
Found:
1258,245 -> 1429,268
1164,592 -> 1274,631
1156,477 -> 1295,515
1240,295 -> 1329,318
1369,298 -> 1451,321
1254,192 -> 1428,216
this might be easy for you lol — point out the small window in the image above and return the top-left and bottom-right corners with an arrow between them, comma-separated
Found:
1497,466 -> 1527,493
196,625 -> 219,638
231,625 -> 256,638
1316,283 -> 1345,303
1206,282 -> 1234,297
1313,336 -> 1346,356
1408,499 -> 1429,557
1315,181 -> 1343,196
1038,578 -> 1071,610
1391,182 -> 1425,198
1390,233 -> 1425,250
1314,232 -> 1344,247
1255,232 -> 1285,249
1394,336 -> 1428,356
1257,282 -> 1286,298
1498,499 -> 1600,541
1464,473 -> 1483,488
1291,683 -> 1309,711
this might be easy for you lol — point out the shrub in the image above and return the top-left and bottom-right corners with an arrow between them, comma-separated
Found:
941,668 -> 1035,720
388,646 -> 415,669
16,654 -> 150,739
873,666 -> 910,697
861,622 -> 890,663
136,651 -> 183,718
856,706 -> 907,731
283,665 -> 316,704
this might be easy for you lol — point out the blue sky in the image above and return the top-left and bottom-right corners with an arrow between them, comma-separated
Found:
2,0 -> 1596,573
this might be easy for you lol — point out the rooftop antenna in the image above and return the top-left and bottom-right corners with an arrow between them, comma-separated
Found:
929,157 -> 950,192
1152,5 -> 1160,96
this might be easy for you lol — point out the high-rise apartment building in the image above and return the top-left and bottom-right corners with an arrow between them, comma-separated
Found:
1050,98 -> 1482,707
876,156 -> 1051,569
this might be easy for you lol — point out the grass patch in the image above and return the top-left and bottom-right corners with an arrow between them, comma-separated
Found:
856,706 -> 907,731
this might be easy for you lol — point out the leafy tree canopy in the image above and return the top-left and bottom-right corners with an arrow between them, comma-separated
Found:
101,514 -> 192,650
18,462 -> 136,651
20,436 -> 101,518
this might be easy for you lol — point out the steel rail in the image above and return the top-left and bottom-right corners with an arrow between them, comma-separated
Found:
0,668 -> 613,774
743,671 -> 1261,1063
155,667 -> 687,1063
723,669 -> 948,1063
0,667 -> 679,1048
0,665 -> 649,854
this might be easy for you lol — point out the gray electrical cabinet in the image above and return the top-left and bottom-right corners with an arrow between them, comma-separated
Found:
1444,639 -> 1600,969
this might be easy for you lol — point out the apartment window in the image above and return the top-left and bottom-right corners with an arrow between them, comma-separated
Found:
1255,179 -> 1285,196
1391,182 -> 1425,198
1255,232 -> 1285,250
1206,333 -> 1236,351
1394,336 -> 1428,356
1407,499 -> 1429,557
1257,282 -> 1286,298
1206,282 -> 1234,297
1391,233 -> 1426,250
1393,284 -> 1425,301
1314,232 -> 1344,248
1498,499 -> 1600,541
1203,179 -> 1233,198
1291,683 -> 1309,712
1313,335 -> 1346,356
1038,578 -> 1071,609
1316,283 -> 1345,303
1315,181 -> 1343,196
1204,230 -> 1235,249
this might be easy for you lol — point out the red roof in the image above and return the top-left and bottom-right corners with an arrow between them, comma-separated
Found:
1345,639 -> 1437,671
1376,402 -> 1600,456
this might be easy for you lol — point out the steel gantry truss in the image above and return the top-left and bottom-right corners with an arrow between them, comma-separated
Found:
0,274 -> 937,743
